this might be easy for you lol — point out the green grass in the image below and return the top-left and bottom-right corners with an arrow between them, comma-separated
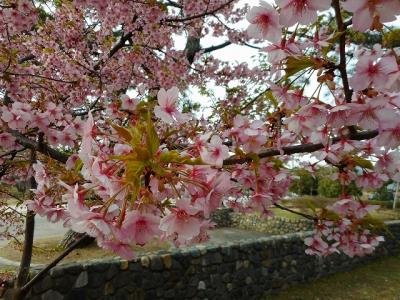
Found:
267,254 -> 400,300
270,208 -> 303,220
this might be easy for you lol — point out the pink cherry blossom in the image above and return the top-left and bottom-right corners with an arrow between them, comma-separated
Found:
154,87 -> 188,124
347,99 -> 396,131
1,103 -> 31,130
375,152 -> 400,176
33,161 -> 51,190
0,133 -> 16,149
304,234 -> 330,256
97,239 -> 134,260
342,0 -> 400,32
1,0 -> 400,263
355,171 -> 388,189
121,211 -> 161,245
25,192 -> 65,223
350,56 -> 398,92
200,135 -> 230,167
246,1 -> 282,43
63,185 -> 113,239
276,0 -> 331,27
377,119 -> 400,148
120,94 -> 137,112
159,199 -> 201,242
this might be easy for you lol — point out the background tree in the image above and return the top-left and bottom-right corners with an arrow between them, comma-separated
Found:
289,168 -> 318,196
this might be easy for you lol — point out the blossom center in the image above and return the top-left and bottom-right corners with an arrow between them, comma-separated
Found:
256,14 -> 270,26
367,63 -> 379,75
136,219 -> 147,232
292,0 -> 308,13
176,209 -> 189,220
165,105 -> 175,114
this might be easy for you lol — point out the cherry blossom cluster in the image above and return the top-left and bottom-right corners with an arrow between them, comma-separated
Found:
1,0 -> 400,260
0,0 -> 37,35
305,197 -> 384,257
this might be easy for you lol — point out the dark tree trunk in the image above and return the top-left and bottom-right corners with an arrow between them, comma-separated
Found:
12,211 -> 35,300
12,161 -> 37,300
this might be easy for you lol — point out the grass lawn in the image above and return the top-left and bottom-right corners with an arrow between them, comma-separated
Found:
267,254 -> 400,300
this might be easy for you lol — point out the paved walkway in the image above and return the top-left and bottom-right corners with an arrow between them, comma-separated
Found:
207,228 -> 270,244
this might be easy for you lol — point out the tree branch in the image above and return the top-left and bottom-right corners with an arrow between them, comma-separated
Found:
203,41 -> 232,54
223,130 -> 379,165
165,0 -> 235,22
332,0 -> 352,103
274,203 -> 316,221
9,130 -> 69,164
14,150 -> 37,300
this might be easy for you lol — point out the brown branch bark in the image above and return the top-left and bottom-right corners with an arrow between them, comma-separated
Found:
13,211 -> 35,300
274,203 -> 316,221
332,0 -> 352,103
9,130 -> 69,164
13,151 -> 37,300
203,41 -> 232,54
223,130 -> 379,165
165,0 -> 236,22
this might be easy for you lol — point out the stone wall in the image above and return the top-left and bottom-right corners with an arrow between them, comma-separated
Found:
211,208 -> 313,234
6,221 -> 400,300
231,213 -> 312,235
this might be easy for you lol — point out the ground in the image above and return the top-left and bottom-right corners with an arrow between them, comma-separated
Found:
267,254 -> 400,300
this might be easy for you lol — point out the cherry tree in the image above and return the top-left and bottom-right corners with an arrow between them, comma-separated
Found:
1,0 -> 400,298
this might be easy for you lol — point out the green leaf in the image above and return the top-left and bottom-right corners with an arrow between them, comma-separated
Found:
146,117 -> 160,156
247,153 -> 260,165
326,31 -> 346,44
352,156 -> 374,170
74,158 -> 83,172
159,150 -> 181,163
265,90 -> 278,108
284,56 -> 315,80
125,160 -> 145,182
111,124 -> 132,143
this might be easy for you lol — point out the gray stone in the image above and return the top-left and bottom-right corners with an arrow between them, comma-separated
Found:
41,290 -> 63,300
120,260 -> 129,270
87,272 -> 105,289
54,276 -> 73,293
141,256 -> 150,268
150,255 -> 163,271
198,281 -> 206,290
32,275 -> 52,294
74,271 -> 88,288
104,281 -> 114,296
89,261 -> 109,273
105,264 -> 119,280
162,254 -> 172,269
